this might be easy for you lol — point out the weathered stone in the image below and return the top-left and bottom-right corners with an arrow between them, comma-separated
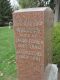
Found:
45,64 -> 58,80
13,7 -> 54,80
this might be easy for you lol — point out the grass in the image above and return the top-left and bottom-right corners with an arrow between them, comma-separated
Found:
0,27 -> 17,80
52,23 -> 60,64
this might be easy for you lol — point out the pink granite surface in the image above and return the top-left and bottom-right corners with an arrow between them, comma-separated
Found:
13,7 -> 54,80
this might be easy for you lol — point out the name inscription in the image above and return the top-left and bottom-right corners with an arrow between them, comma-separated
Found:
14,16 -> 43,27
15,23 -> 42,61
17,50 -> 41,61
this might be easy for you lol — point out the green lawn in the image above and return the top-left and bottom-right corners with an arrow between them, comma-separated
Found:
52,23 -> 60,64
0,27 -> 17,80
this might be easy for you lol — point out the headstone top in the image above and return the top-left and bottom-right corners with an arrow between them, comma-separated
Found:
13,7 -> 52,13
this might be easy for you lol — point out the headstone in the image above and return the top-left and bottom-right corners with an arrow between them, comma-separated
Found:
13,7 -> 54,80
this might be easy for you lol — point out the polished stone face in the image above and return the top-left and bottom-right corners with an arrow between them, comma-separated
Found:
13,7 -> 54,80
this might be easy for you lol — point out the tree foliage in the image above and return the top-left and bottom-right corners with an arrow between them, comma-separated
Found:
0,0 -> 12,23
18,0 -> 47,8
18,0 -> 38,8
18,0 -> 55,10
49,0 -> 55,10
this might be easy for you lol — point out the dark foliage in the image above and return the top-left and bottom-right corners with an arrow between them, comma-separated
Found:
0,0 -> 12,26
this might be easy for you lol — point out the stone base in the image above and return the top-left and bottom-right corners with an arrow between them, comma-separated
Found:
45,64 -> 58,80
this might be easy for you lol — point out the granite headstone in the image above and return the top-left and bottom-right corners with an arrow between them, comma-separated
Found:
13,7 -> 54,80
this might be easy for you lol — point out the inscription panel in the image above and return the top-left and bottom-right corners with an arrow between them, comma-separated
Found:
13,13 -> 44,62
15,25 -> 43,61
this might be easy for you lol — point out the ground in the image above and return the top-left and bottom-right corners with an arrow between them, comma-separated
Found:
0,27 -> 17,80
